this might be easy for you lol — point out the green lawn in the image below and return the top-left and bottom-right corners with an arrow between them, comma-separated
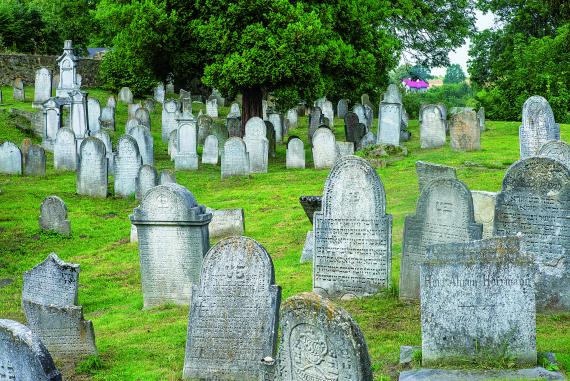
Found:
0,86 -> 568,381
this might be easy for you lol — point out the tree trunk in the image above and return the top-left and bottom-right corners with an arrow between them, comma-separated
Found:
240,86 -> 263,137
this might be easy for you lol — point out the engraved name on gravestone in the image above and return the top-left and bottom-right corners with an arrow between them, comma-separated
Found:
450,110 -> 480,151
114,135 -> 142,197
135,164 -> 158,200
221,137 -> 250,178
244,117 -> 269,173
118,87 -> 133,104
24,145 -> 46,177
33,68 -> 52,107
421,237 -> 536,367
274,292 -> 373,381
337,99 -> 348,118
314,156 -> 392,298
54,128 -> 77,171
39,196 -> 71,236
130,184 -> 212,308
471,190 -> 497,239
162,99 -> 181,142
377,102 -> 402,146
0,141 -> 23,175
519,96 -> 560,159
416,161 -> 457,193
420,105 -> 446,149
202,135 -> 219,165
494,157 -> 570,310
87,97 -> 101,134
400,178 -> 482,300
93,130 -> 114,175
308,107 -> 322,144
128,125 -> 154,166
77,137 -> 107,198
183,237 -> 281,380
312,127 -> 338,169
265,121 -> 276,158
538,140 -> 570,170
286,137 -> 305,169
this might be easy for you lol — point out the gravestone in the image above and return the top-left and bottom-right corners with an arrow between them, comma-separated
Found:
286,138 -> 305,169
477,107 -> 485,131
175,116 -> 199,170
135,108 -> 151,130
226,117 -> 241,138
162,99 -> 181,142
314,155 -> 392,298
13,78 -> 25,101
538,140 -> 570,169
100,106 -> 115,131
118,87 -> 134,104
128,125 -> 154,166
344,112 -> 365,148
494,157 -> 570,310
106,96 -> 116,109
33,68 -> 52,107
416,161 -> 457,193
154,82 -> 165,103
159,169 -> 176,184
114,135 -> 143,197
471,190 -> 497,239
377,101 -> 401,146
93,130 -> 114,175
135,165 -> 158,200
197,115 -> 214,145
202,135 -> 219,165
56,40 -> 79,98
337,99 -> 348,118
24,145 -> 46,176
243,117 -> 269,173
87,97 -> 101,134
421,237 -> 536,367
77,137 -> 107,198
321,100 -> 334,128
127,103 -> 141,120
143,98 -> 156,113
206,208 -> 245,240
308,107 -> 322,144
69,90 -> 89,143
125,118 -> 142,134
353,104 -> 367,127
54,128 -> 77,171
362,93 -> 373,110
0,319 -> 62,381
364,104 -> 374,130
21,139 -> 32,165
0,142 -> 23,175
41,98 -> 62,150
206,96 -> 218,118
519,96 -> 560,159
168,130 -> 178,160
130,183 -> 212,308
39,196 -> 70,236
450,110 -> 480,151
300,230 -> 314,263
336,141 -> 355,157
180,90 -> 193,114
312,127 -> 338,169
262,100 -> 268,119
286,108 -> 298,129
268,113 -> 283,143
272,292 -> 373,380
221,137 -> 250,178
420,105 -> 446,149
229,102 -> 241,117
400,178 -> 482,300
265,121 -> 276,158
183,236 -> 280,380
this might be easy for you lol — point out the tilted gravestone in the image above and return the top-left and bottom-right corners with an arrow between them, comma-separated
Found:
353,104 -> 367,128
226,116 -> 241,138
0,141 -> 23,175
243,117 -> 269,173
471,190 -> 497,239
538,140 -> 570,170
159,169 -> 176,185
420,237 -> 536,367
77,137 -> 107,198
286,137 -> 305,169
494,157 -> 570,310
286,108 -> 298,129
39,196 -> 70,236
202,135 -> 219,165
271,292 -> 373,381
450,110 -> 480,151
161,99 -> 181,142
206,208 -> 245,240
135,107 -> 151,130
519,96 -> 560,159
93,130 -> 114,175
416,161 -> 457,193
87,97 -> 101,135
24,145 -> 46,177
420,105 -> 446,149
135,164 -> 158,200
183,236 -> 281,380
308,107 -> 322,144
0,319 -> 62,381
221,137 -> 250,178
33,68 -> 52,108
118,87 -> 134,104
337,98 -> 348,118
175,116 -> 199,170
100,106 -> 115,131
400,178 -> 482,300
22,253 -> 97,360
264,121 -> 276,158
114,135 -> 142,197
128,125 -> 154,166
206,96 -> 218,118
13,78 -> 25,101
54,127 -> 77,171
312,127 -> 338,169
314,155 -> 392,298
130,183 -> 212,308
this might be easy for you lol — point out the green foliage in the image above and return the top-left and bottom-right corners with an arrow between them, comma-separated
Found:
389,64 -> 432,83
76,356 -> 103,374
409,66 -> 433,81
403,83 -> 475,119
443,64 -> 467,84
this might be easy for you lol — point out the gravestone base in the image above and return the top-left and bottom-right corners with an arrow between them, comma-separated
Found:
174,153 -> 198,170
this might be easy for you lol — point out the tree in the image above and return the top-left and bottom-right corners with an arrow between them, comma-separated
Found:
444,64 -> 466,84
408,65 -> 432,81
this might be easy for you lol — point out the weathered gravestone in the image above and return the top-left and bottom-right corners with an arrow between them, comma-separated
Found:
162,99 -> 181,142
180,90 -> 193,114
118,87 -> 134,104
22,254 -> 97,360
54,127 -> 77,171
197,114 -> 214,145
154,82 -> 165,103
270,292 -> 373,381
345,112 -> 366,149
183,236 -> 281,380
308,107 -> 322,144
286,108 -> 298,129
0,141 -> 23,175
130,183 -> 212,308
87,97 -> 101,134
168,130 -> 178,161
321,100 -> 334,128
127,103 -> 141,120
175,116 -> 199,170
159,169 -> 176,185
206,208 -> 245,240
77,137 -> 107,198
206,96 -> 218,118
226,116 -> 241,138
106,95 -> 116,109
221,137 -> 250,178
477,107 -> 485,131
420,105 -> 446,149
135,108 -> 151,130
265,121 -> 276,158
353,104 -> 367,127
202,135 -> 219,165
337,99 -> 348,118
40,98 -> 62,151
135,165 -> 158,200
286,137 -> 305,169
114,135 -> 143,197
144,98 -> 156,113
313,155 -> 392,298
337,141 -> 355,157
450,110 -> 480,151
0,319 -> 62,381
24,145 -> 46,177
125,118 -> 142,134
471,190 -> 497,239
244,117 -> 269,173
93,130 -> 114,175
21,139 -> 32,165
229,102 -> 241,117
39,196 -> 70,236
128,125 -> 154,166
33,68 -> 52,108
519,96 -> 560,159
494,157 -> 570,310
400,178 -> 482,300
300,230 -> 314,263
364,104 -> 374,130
100,106 -> 115,131
69,90 -> 89,144
268,113 -> 284,143
13,78 -> 25,101
416,161 -> 457,193
377,95 -> 402,146
538,140 -> 570,169
312,127 -> 338,169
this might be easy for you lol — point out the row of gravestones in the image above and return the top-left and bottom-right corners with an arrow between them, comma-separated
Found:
419,104 -> 484,150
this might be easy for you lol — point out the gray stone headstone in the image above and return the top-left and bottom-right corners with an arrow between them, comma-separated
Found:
87,97 -> 101,134
314,155 -> 392,298
159,169 -> 176,185
353,104 -> 367,127
0,141 -> 23,175
168,130 -> 178,161
69,90 -> 89,141
244,117 -> 269,173
128,125 -> 154,166
197,114 -> 214,145
54,127 -> 77,171
336,141 -> 355,157
206,208 -> 245,240
286,108 -> 298,129
221,137 -> 250,178
377,101 -> 402,146
13,78 -> 25,101
312,127 -> 338,169
118,87 -> 134,104
421,237 -> 536,367
135,108 -> 151,130
286,138 -> 305,169
416,161 -> 457,193
42,98 -> 62,150
130,184 -> 212,308
337,99 -> 348,118
229,102 -> 241,117
519,96 -> 560,159
273,292 -> 373,380
206,97 -> 218,118
420,105 -> 446,149
359,131 -> 376,150
494,157 -> 570,310
308,107 -> 322,144
538,140 -> 570,169
202,135 -> 219,165
125,118 -> 142,135
106,96 -> 116,109
400,178 -> 482,300
226,116 -> 241,138
24,145 -> 46,177
135,165 -> 158,200
77,137 -> 107,198
477,107 -> 485,131
364,104 -> 373,130
175,116 -> 198,170
154,82 -> 165,103
183,236 -> 280,380
300,230 -> 314,263
93,130 -> 114,175
321,100 -> 334,128
268,113 -> 283,143
100,106 -> 115,131
166,81 -> 174,94
344,112 -> 365,147
450,110 -> 480,151
265,121 -> 276,158
162,99 -> 181,142
33,68 -> 52,107
114,135 -> 142,197
127,103 -> 141,120
39,196 -> 70,236
471,190 -> 497,239
0,319 -> 62,381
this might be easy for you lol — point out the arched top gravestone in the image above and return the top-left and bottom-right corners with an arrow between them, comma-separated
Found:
420,104 -> 446,149
538,140 -> 570,170
114,135 -> 142,197
135,165 -> 158,200
286,137 -> 305,169
77,137 -> 108,198
312,127 -> 337,169
519,95 -> 559,159
39,196 -> 71,236
54,127 -> 77,171
221,137 -> 250,178
0,141 -> 23,175
245,117 -> 266,137
128,125 -> 153,166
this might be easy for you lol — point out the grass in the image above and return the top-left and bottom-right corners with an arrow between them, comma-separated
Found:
0,86 -> 569,380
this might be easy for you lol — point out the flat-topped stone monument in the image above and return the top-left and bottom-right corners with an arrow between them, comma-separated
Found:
243,117 -> 269,173
0,141 -> 23,175
450,110 -> 480,151
420,105 -> 446,148
118,87 -> 134,104
312,127 -> 338,169
128,125 -> 154,166
519,96 -> 559,159
135,165 -> 158,200
39,196 -> 70,236
221,137 -> 250,178
54,127 -> 77,171
416,161 -> 457,193
77,137 -> 107,198
470,190 -> 497,239
114,135 -> 142,197
202,135 -> 219,165
24,145 -> 46,177
286,137 -> 305,169
538,140 -> 570,169
33,68 -> 52,108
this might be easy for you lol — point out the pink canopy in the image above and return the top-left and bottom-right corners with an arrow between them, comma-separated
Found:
402,78 -> 429,89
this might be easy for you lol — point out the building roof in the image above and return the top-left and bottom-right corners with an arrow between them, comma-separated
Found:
402,78 -> 430,89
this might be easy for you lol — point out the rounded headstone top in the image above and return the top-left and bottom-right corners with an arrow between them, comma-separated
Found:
522,95 -> 555,126
538,140 -> 570,169
117,135 -> 141,157
79,137 -> 106,156
244,117 -> 266,137
502,156 -> 570,192
416,178 -> 475,218
224,136 -> 247,149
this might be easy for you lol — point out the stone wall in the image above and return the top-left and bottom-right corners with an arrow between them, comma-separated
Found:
0,54 -> 102,87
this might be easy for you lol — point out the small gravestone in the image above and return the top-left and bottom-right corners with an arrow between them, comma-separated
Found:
33,68 -> 52,108
344,112 -> 365,147
0,319 -> 62,381
143,98 -> 156,113
221,137 -> 250,178
130,184 -> 212,308
135,107 -> 151,130
286,137 -> 305,169
197,114 -> 214,145
321,100 -> 334,128
420,105 -> 446,149
272,292 -> 373,380
202,135 -> 219,165
308,107 -> 322,144
128,125 -> 154,166
265,121 -> 276,158
226,116 -> 241,137
286,108 -> 298,129
13,78 -> 25,101
538,140 -> 570,169
114,135 -> 143,197
360,131 -> 376,149
93,130 -> 114,175
377,100 -> 402,146
162,99 -> 181,142
400,178 -> 482,300
135,165 -> 158,200
166,81 -> 174,94
0,142 -> 23,175
312,127 -> 338,169
100,106 -> 115,131
206,208 -> 245,240
477,107 -> 485,131
180,90 -> 193,114
69,90 -> 89,142
183,236 -> 280,380
450,110 -> 480,151
244,117 -> 269,173
127,103 -> 141,120
54,127 -> 77,171
87,97 -> 101,134
106,96 -> 116,108
24,145 -> 46,177
314,155 -> 392,298
471,190 -> 497,239
206,96 -> 218,118
336,141 -> 354,157
337,99 -> 348,118
154,82 -> 165,103
268,113 -> 283,143
494,157 -> 570,310
77,137 -> 107,198
39,196 -> 70,236
159,169 -> 176,184
175,116 -> 199,170
118,87 -> 134,104
168,130 -> 178,160
416,161 -> 457,193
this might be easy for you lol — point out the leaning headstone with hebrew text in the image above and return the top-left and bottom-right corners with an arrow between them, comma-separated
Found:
416,161 -> 457,193
39,196 -> 70,236
519,96 -> 559,159
538,140 -> 570,170
0,141 -> 23,175
114,135 -> 142,197
77,137 -> 107,198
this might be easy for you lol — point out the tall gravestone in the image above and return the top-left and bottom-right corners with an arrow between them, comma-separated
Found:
308,107 -> 322,144
87,97 -> 101,134
118,87 -> 134,104
13,78 -> 25,101
221,137 -> 250,178
337,99 -> 348,118
344,112 -> 365,148
56,40 -> 79,98
353,104 -> 367,127
162,99 -> 181,142
183,236 -> 281,380
69,90 -> 89,147
135,164 -> 158,200
33,68 -> 52,108
197,114 -> 213,145
0,141 -> 22,175
130,183 -> 212,308
168,130 -> 178,160
243,117 -> 269,173
93,130 -> 114,175
538,140 -> 570,169
39,196 -> 70,236
202,135 -> 219,165
494,157 -> 570,310
114,135 -> 143,197
313,155 -> 392,298
450,110 -> 480,151
519,96 -> 560,159
286,137 -> 305,169
42,98 -> 63,150
24,145 -> 46,177
312,127 -> 338,169
416,161 -> 457,193
206,96 -> 218,118
77,137 -> 107,198
54,127 -> 77,171
175,115 -> 199,170
377,92 -> 402,146
477,107 -> 485,131
268,113 -> 283,143
321,100 -> 334,128
265,121 -> 276,158
128,125 -> 154,166
400,178 -> 482,300
420,105 -> 446,149
107,96 -> 116,108
100,106 -> 115,131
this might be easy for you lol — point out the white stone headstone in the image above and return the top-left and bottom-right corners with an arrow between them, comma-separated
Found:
312,127 -> 338,169
286,137 -> 305,169
243,117 -> 269,173
114,135 -> 142,197
33,68 -> 52,107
